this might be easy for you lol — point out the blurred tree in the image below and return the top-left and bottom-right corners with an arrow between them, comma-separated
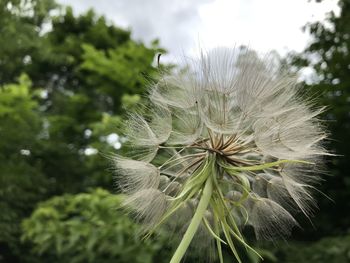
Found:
22,189 -> 171,263
0,1 -> 164,262
0,0 -> 56,84
289,0 -> 350,237
0,74 -> 50,262
27,6 -> 162,193
260,234 -> 350,263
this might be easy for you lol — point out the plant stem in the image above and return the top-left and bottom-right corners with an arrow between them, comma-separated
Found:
169,175 -> 213,263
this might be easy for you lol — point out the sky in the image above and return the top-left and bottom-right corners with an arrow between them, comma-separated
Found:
57,0 -> 339,61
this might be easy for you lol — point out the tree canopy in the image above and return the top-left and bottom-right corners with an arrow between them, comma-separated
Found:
0,1 -> 163,261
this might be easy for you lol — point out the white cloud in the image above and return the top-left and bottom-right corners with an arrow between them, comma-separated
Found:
198,0 -> 339,55
57,0 -> 339,60
57,0 -> 213,61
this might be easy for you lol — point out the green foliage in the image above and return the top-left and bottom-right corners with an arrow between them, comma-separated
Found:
0,74 -> 49,259
22,189 -> 168,263
24,5 -> 162,194
0,2 -> 162,194
81,41 -> 158,100
259,234 -> 350,263
0,0 -> 56,83
0,1 -> 164,261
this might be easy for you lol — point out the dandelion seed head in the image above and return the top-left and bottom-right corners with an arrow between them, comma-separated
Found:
114,47 -> 329,261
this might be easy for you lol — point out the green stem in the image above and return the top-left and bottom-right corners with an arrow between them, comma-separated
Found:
169,176 -> 213,263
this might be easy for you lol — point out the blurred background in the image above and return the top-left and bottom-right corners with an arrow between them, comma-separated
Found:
0,0 -> 349,262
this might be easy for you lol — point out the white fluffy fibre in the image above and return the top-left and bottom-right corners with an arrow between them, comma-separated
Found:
114,47 -> 328,248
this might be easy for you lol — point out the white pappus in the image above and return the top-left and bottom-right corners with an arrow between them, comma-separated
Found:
113,47 -> 329,263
